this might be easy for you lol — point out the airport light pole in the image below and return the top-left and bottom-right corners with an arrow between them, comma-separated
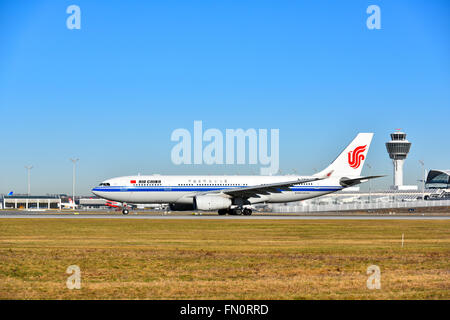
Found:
25,165 -> 33,195
70,158 -> 79,209
366,164 -> 372,203
419,160 -> 425,200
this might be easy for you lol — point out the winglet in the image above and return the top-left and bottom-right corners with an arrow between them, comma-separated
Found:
340,175 -> 385,187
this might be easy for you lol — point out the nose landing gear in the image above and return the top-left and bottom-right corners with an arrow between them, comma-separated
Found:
122,208 -> 129,215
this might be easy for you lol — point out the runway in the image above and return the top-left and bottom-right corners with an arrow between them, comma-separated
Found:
0,212 -> 449,220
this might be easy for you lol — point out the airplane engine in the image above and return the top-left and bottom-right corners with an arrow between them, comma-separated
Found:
194,195 -> 232,211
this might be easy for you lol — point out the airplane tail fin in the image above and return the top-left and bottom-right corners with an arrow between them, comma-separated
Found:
315,133 -> 373,178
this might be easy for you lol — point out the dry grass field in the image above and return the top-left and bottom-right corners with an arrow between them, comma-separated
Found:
0,218 -> 448,299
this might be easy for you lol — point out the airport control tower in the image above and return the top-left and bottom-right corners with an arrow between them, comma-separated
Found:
385,130 -> 412,189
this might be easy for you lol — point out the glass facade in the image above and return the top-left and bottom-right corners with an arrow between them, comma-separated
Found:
390,133 -> 406,140
426,170 -> 450,189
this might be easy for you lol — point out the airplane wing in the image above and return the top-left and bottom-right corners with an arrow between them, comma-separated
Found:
340,175 -> 385,187
195,172 -> 333,199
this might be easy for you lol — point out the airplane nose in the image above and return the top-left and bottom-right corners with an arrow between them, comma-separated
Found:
91,188 -> 99,196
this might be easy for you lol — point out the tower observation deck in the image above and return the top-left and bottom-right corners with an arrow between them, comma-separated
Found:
385,131 -> 412,189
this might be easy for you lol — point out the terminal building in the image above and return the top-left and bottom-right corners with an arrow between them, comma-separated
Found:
0,194 -> 113,210
2,195 -> 61,210
426,170 -> 450,189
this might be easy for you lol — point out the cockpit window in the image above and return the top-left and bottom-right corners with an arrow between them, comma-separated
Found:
99,183 -> 110,186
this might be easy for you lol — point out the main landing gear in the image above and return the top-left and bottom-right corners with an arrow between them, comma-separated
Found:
122,208 -> 129,215
218,208 -> 252,216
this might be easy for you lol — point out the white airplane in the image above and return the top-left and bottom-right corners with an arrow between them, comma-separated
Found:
92,133 -> 382,215
59,197 -> 76,209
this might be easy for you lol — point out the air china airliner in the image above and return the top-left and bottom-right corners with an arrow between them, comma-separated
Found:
92,133 -> 382,215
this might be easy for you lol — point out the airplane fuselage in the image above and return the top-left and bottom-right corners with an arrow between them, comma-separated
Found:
92,175 -> 344,205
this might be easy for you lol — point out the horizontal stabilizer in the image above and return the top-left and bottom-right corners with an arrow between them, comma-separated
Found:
340,175 -> 385,187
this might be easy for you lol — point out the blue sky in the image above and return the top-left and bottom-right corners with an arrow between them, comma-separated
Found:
0,0 -> 449,195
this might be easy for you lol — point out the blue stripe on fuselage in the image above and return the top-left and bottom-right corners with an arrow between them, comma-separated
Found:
92,186 -> 343,192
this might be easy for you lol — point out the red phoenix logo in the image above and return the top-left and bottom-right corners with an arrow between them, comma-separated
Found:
348,145 -> 366,169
